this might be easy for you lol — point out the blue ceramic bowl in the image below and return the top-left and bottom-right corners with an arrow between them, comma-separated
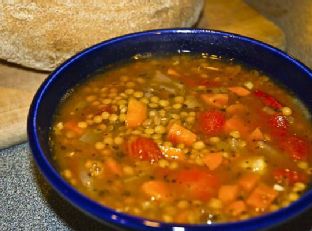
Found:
28,29 -> 312,231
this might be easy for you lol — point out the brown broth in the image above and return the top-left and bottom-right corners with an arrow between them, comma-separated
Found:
50,55 -> 312,224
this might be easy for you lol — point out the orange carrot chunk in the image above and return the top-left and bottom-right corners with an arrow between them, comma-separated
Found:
238,173 -> 260,192
201,93 -> 229,108
126,98 -> 147,128
226,200 -> 247,216
218,185 -> 239,204
106,158 -> 122,176
246,183 -> 278,210
203,153 -> 223,170
248,127 -> 264,141
141,180 -> 171,201
167,123 -> 197,146
176,169 -> 220,201
64,121 -> 83,134
226,104 -> 248,115
224,116 -> 249,137
167,68 -> 180,76
228,87 -> 251,96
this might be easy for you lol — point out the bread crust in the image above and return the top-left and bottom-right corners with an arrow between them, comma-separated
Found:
0,0 -> 203,71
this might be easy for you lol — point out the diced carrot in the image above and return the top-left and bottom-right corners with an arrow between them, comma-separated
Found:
203,153 -> 223,170
106,158 -> 122,176
159,146 -> 186,161
246,183 -> 278,210
224,116 -> 249,137
141,180 -> 171,201
167,68 -> 180,76
218,185 -> 239,204
238,173 -> 260,192
228,87 -> 251,96
64,121 -> 83,134
175,168 -> 220,201
201,93 -> 229,108
226,200 -> 247,216
167,123 -> 197,146
248,127 -> 264,141
126,98 -> 147,128
226,104 -> 248,115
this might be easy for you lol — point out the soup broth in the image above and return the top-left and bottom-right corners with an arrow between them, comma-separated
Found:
50,55 -> 312,224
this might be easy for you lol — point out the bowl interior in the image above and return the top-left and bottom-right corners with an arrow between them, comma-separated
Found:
28,29 -> 312,231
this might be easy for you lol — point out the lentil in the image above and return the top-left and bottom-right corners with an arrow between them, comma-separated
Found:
282,107 -> 292,116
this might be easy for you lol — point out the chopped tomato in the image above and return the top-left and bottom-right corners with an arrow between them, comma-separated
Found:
279,135 -> 311,161
253,89 -> 283,110
200,93 -> 229,108
127,137 -> 163,163
197,111 -> 225,135
273,168 -> 307,185
175,168 -> 220,201
269,114 -> 289,137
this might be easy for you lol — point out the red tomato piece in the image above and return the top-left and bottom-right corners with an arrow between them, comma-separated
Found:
127,137 -> 163,163
175,168 -> 220,201
197,111 -> 225,135
270,115 -> 289,130
269,114 -> 289,137
273,168 -> 307,185
279,135 -> 311,161
253,90 -> 283,110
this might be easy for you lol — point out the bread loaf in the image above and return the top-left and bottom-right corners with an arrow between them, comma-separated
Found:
0,0 -> 204,71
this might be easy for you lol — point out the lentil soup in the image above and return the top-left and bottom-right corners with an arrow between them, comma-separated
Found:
50,55 -> 312,224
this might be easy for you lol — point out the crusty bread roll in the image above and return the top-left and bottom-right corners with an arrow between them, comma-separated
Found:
0,0 -> 203,71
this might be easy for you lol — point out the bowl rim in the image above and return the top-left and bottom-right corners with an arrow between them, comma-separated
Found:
27,28 -> 312,231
